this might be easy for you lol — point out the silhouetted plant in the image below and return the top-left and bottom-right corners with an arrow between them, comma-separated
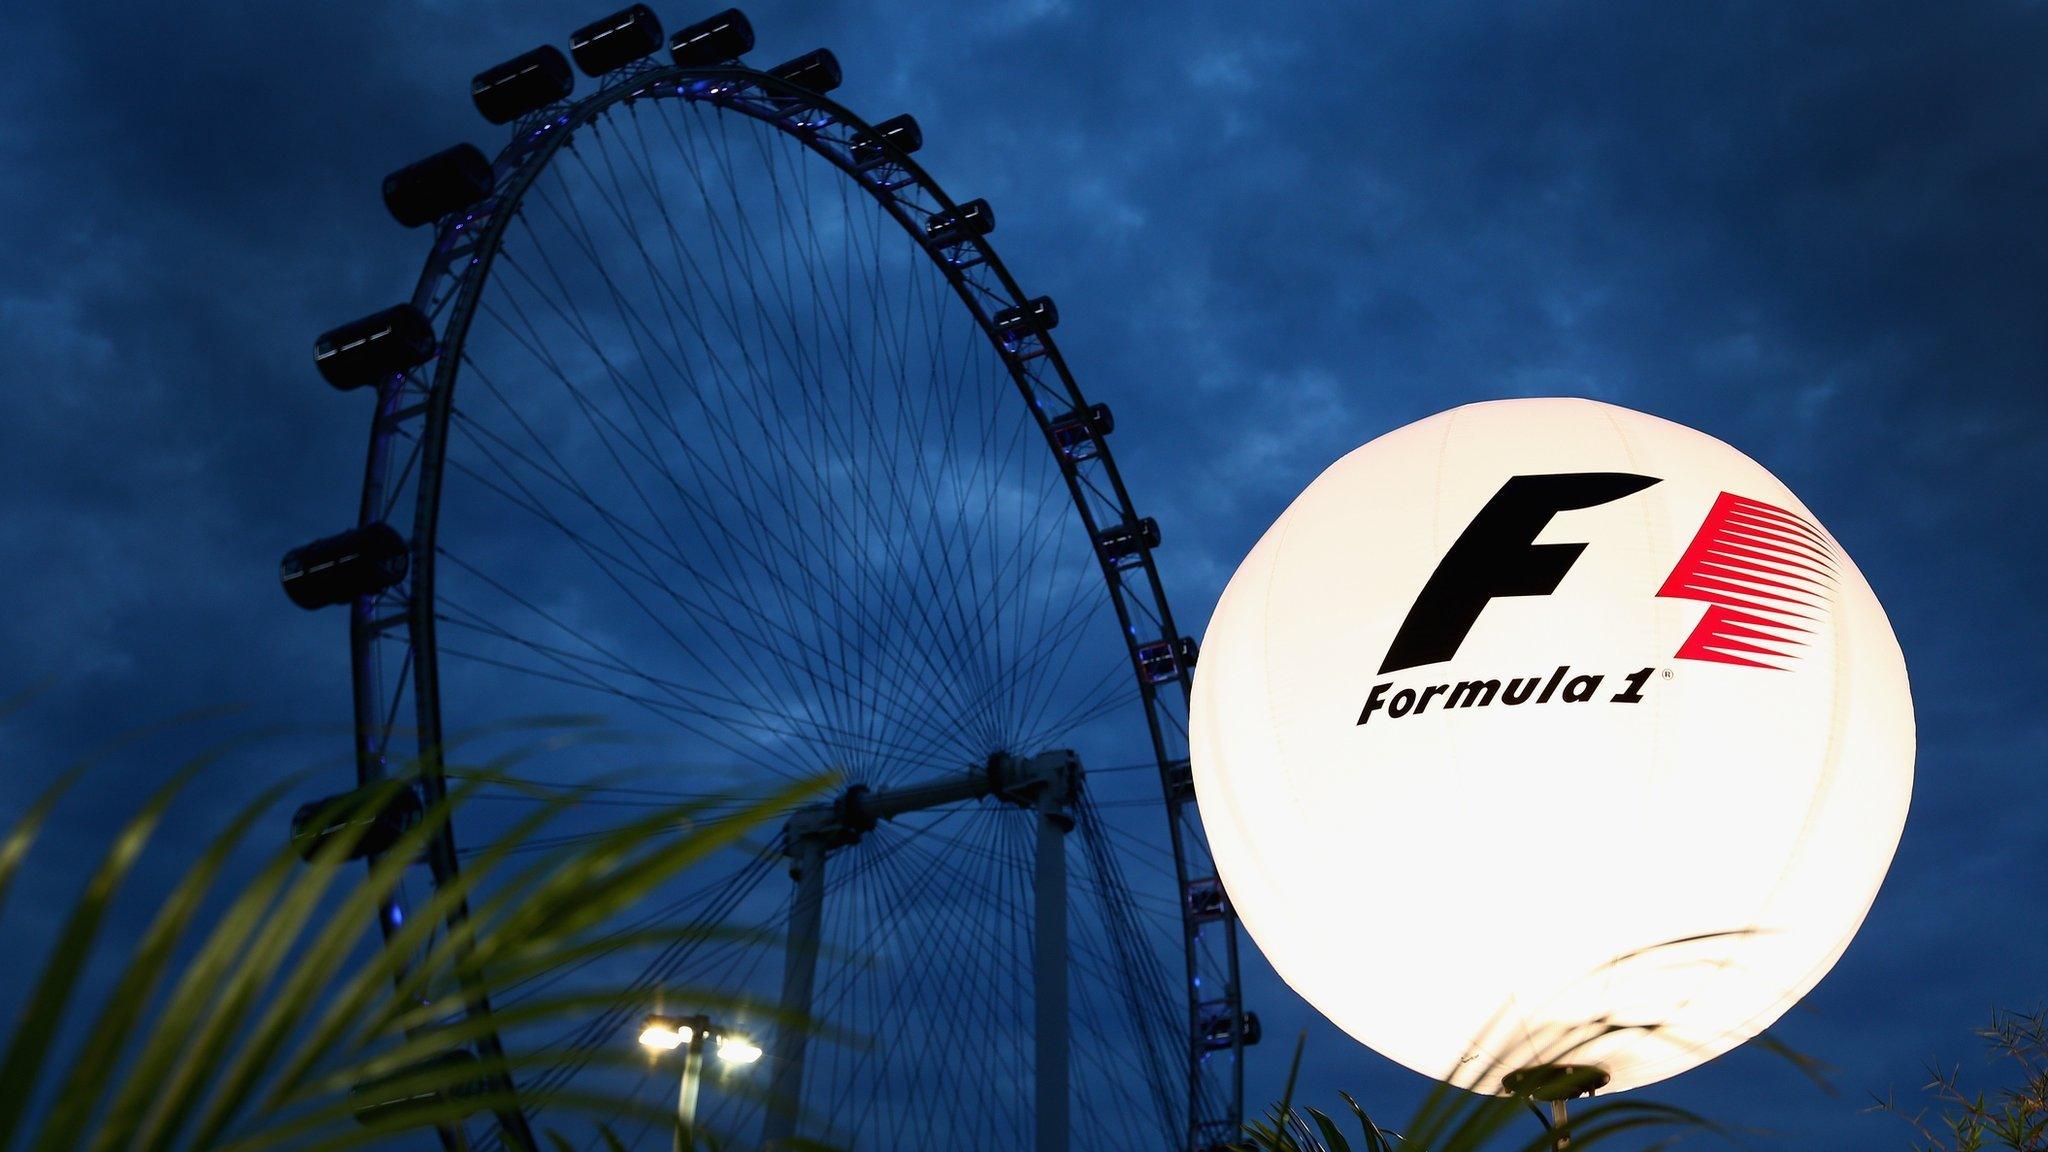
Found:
1872,1007 -> 2048,1152
0,712 -> 825,1151
1234,1032 -> 1726,1152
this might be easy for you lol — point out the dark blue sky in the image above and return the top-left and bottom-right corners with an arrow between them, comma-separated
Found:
3,1 -> 2045,1148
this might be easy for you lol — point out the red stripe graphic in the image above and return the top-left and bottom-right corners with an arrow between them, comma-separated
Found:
1656,492 -> 1836,670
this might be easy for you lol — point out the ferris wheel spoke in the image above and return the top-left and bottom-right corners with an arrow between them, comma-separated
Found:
431,612 -> 912,793
669,215 -> 1003,762
378,425 -> 428,526
831,815 -> 1027,1143
804,252 -> 1030,762
809,822 -> 993,1137
927,820 -> 1180,1053
981,514 -> 1105,747
1076,806 -> 1188,1064
438,598 -> 975,777
779,826 -> 1001,1141
431,440 -> 965,772
930,816 -> 1047,1143
1009,597 -> 1116,751
439,393 -> 983,774
443,403 -> 971,775
997,510 -> 1080,746
1087,816 -> 1185,883
471,216 -> 1015,774
484,232 -> 868,735
375,641 -> 415,757
929,428 -> 1081,746
435,603 -> 970,779
504,178 -> 861,675
433,636 -> 810,779
556,125 -> 880,764
435,597 -> 817,748
456,774 -> 763,803
766,139 -> 998,773
850,570 -> 1110,776
712,129 -> 886,772
1029,662 -> 1143,750
664,105 -> 1022,757
429,450 -> 846,778
911,812 -> 1181,922
975,817 -> 1049,1141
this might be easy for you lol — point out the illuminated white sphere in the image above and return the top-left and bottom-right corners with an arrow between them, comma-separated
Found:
1189,397 -> 1913,1095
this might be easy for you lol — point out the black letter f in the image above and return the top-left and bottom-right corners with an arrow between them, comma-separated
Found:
1378,472 -> 1659,674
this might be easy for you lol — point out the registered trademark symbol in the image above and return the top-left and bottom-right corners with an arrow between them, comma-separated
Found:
1661,668 -> 1675,680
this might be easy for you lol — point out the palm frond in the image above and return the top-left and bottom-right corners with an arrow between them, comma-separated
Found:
0,723 -> 827,1152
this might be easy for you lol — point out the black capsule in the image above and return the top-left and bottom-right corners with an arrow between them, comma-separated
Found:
314,304 -> 435,391
1197,1003 -> 1260,1050
852,114 -> 922,165
924,199 -> 995,243
350,1050 -> 487,1127
669,8 -> 753,66
291,783 -> 424,862
1094,517 -> 1160,561
381,144 -> 493,229
994,296 -> 1059,335
1184,876 -> 1228,921
766,48 -> 841,95
281,523 -> 410,610
570,4 -> 664,76
471,46 -> 574,125
1048,403 -> 1113,460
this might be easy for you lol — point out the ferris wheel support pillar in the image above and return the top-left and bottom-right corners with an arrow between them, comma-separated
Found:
765,836 -> 826,1149
765,750 -> 1081,1148
1034,776 -> 1073,1152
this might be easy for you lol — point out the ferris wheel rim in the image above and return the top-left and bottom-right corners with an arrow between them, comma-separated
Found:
339,52 -> 1244,1151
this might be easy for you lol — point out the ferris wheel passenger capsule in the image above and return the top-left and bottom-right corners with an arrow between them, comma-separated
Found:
569,4 -> 664,77
290,782 -> 423,862
280,523 -> 410,610
925,199 -> 995,244
314,304 -> 436,391
471,46 -> 574,125
1197,1002 -> 1261,1050
381,144 -> 493,229
669,8 -> 753,66
1048,403 -> 1114,462
766,49 -> 842,95
349,1049 -> 486,1127
1094,517 -> 1160,563
994,296 -> 1059,355
851,114 -> 922,167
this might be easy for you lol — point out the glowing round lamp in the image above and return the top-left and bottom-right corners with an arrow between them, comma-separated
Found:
1189,397 -> 1913,1095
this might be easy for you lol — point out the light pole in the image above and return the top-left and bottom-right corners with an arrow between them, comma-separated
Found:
640,1013 -> 762,1152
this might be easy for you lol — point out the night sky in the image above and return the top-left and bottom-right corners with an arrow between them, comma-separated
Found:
4,1 -> 2046,1149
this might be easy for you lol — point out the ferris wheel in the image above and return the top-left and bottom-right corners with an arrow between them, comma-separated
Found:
281,7 -> 1252,1149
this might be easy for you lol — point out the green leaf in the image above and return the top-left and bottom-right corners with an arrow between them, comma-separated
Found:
0,747 -> 216,1151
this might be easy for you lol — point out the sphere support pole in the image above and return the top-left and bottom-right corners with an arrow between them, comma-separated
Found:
1034,779 -> 1073,1152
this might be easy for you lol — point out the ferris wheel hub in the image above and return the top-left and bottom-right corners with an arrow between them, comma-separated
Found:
780,749 -> 1084,864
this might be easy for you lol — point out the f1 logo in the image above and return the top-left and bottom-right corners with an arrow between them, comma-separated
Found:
1378,472 -> 1661,673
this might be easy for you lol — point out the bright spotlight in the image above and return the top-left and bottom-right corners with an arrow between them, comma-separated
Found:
715,1036 -> 763,1065
638,1016 -> 691,1051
